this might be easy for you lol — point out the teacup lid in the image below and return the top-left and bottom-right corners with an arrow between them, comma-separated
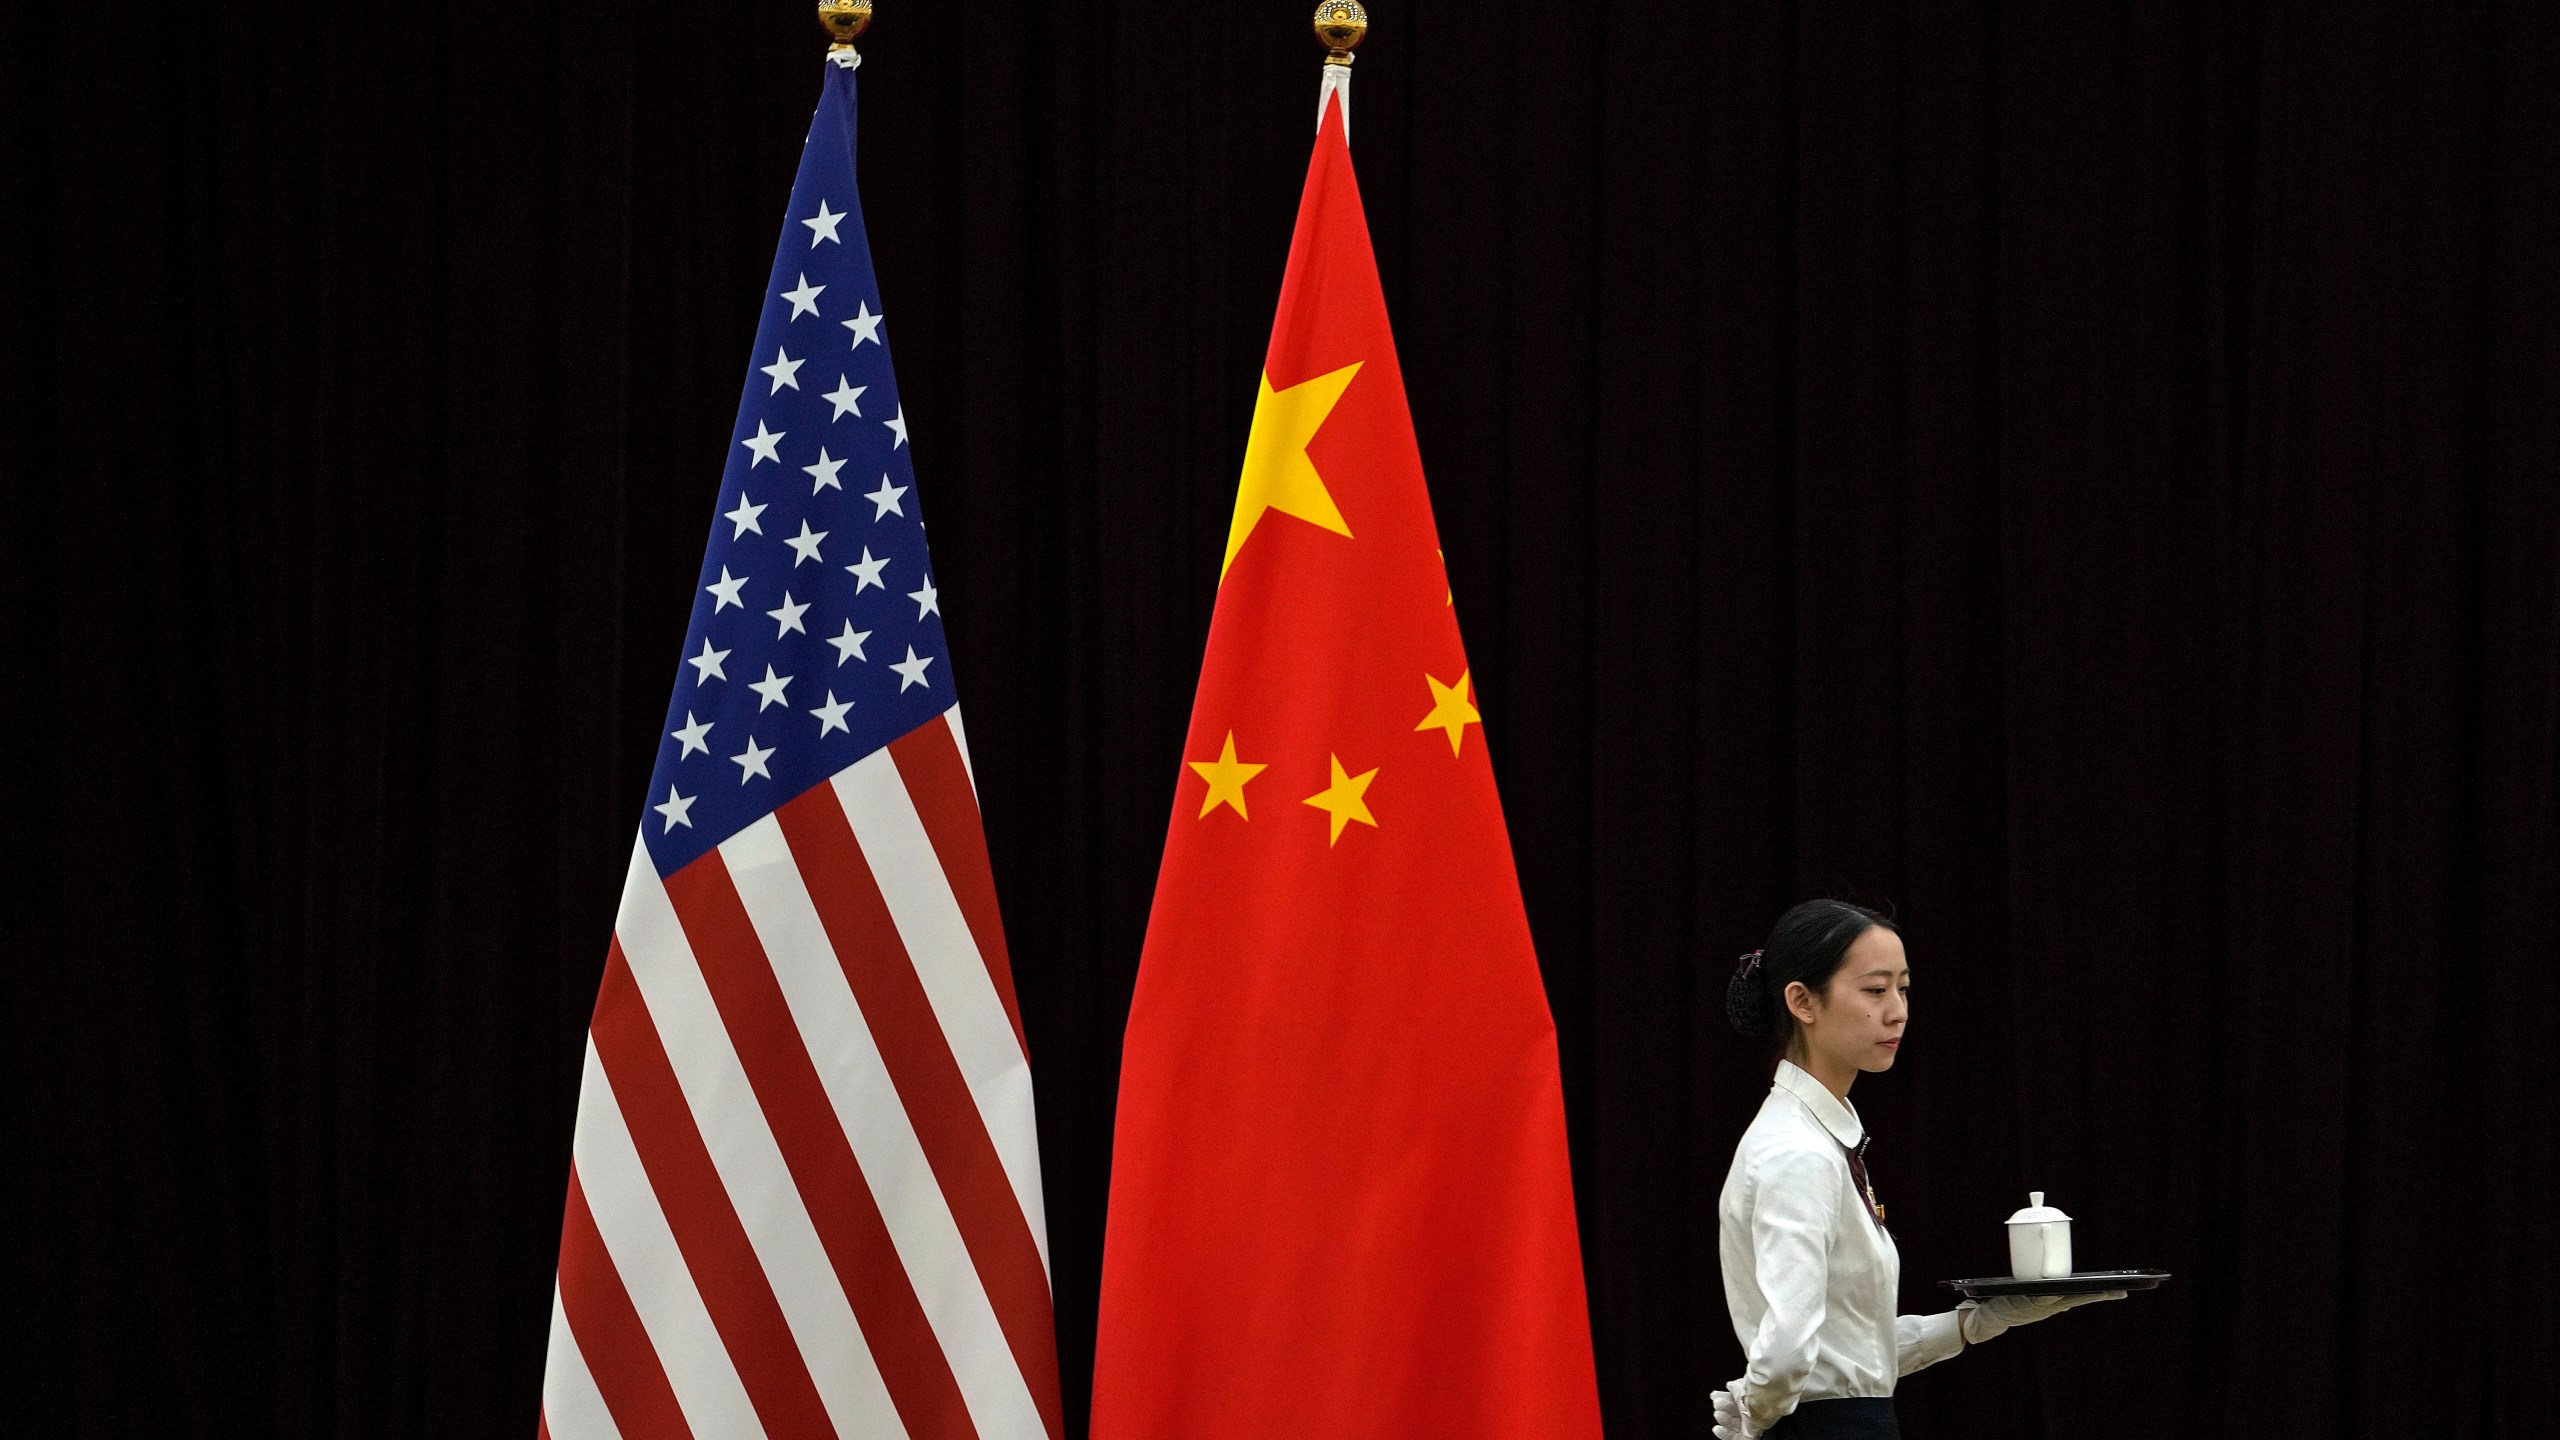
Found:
2005,1190 -> 2071,1224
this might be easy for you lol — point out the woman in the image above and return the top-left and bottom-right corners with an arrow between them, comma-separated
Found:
1711,900 -> 2120,1440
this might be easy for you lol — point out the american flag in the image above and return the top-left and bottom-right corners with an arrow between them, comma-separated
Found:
539,58 -> 1061,1440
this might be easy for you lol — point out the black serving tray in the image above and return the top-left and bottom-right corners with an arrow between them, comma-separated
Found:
1941,1269 -> 2171,1299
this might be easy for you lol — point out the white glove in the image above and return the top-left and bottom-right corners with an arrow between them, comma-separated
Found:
1959,1290 -> 2127,1344
1709,1383 -> 1760,1440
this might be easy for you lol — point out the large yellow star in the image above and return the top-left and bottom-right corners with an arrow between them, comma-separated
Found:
1186,730 -> 1267,820
1222,362 -> 1364,578
1414,669 -> 1482,756
1302,752 -> 1379,846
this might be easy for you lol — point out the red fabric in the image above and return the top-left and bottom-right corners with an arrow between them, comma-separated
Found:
1091,92 -> 1604,1440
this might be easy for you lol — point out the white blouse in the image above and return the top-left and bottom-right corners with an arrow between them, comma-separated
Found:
1717,1060 -> 1965,1431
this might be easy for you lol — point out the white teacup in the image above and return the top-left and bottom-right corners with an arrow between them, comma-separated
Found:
2006,1191 -> 2074,1280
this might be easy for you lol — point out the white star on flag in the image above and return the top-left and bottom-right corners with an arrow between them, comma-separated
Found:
741,420 -> 784,466
784,521 -> 827,566
891,646 -> 934,692
843,299 -> 884,347
704,567 -> 749,612
766,591 -> 810,637
780,273 -> 825,319
748,665 -> 794,711
802,199 -> 845,245
723,492 -> 767,538
866,475 -> 907,519
810,691 -> 854,736
652,786 -> 695,832
824,375 -> 867,419
730,735 -> 775,783
761,345 -> 805,393
885,407 -> 908,448
828,620 -> 871,665
846,547 -> 889,592
908,576 -> 939,620
686,639 -> 730,683
669,711 -> 713,758
804,447 -> 847,493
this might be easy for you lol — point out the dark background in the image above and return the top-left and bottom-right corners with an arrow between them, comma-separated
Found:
7,2 -> 2557,1436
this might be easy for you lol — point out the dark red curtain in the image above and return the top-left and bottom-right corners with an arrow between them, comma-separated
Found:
8,3 -> 2556,1436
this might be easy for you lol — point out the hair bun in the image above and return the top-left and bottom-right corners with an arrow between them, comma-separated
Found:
1724,964 -> 1773,1039
1726,900 -> 1897,1049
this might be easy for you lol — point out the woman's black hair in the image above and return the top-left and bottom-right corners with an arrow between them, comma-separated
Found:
1724,898 -> 1899,1049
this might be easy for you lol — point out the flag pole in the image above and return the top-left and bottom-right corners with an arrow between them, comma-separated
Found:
818,0 -> 873,64
1313,1 -> 1367,137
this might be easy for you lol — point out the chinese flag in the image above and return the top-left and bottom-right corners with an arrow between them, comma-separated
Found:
1090,85 -> 1606,1439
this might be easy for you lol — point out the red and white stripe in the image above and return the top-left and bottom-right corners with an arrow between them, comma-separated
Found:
542,708 -> 1061,1440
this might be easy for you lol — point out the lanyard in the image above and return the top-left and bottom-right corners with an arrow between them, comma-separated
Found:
1844,1136 -> 1889,1229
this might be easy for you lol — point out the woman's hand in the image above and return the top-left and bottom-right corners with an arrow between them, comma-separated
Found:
1959,1290 -> 2127,1345
1709,1384 -> 1761,1439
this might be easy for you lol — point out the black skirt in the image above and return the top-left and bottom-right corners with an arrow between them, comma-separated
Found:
1765,1396 -> 1898,1439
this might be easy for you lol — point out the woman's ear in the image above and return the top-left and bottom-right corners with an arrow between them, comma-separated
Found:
1784,978 -> 1821,1028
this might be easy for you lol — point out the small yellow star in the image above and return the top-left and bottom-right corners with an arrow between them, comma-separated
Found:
1186,730 -> 1267,820
1302,753 -> 1379,846
1223,362 -> 1364,578
1414,670 -> 1482,757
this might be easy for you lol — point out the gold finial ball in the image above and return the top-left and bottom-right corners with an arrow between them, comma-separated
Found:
1313,0 -> 1368,59
818,0 -> 873,50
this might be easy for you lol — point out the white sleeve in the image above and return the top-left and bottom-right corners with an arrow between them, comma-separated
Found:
1739,1146 -> 1841,1433
1895,1309 -> 1965,1375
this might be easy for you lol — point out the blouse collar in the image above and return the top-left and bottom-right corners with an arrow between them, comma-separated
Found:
1772,1058 -> 1865,1149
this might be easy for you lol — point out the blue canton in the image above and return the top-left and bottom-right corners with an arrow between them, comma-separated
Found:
643,61 -> 950,875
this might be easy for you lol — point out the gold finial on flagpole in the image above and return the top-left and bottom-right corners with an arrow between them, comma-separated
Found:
1313,1 -> 1367,66
819,0 -> 873,55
